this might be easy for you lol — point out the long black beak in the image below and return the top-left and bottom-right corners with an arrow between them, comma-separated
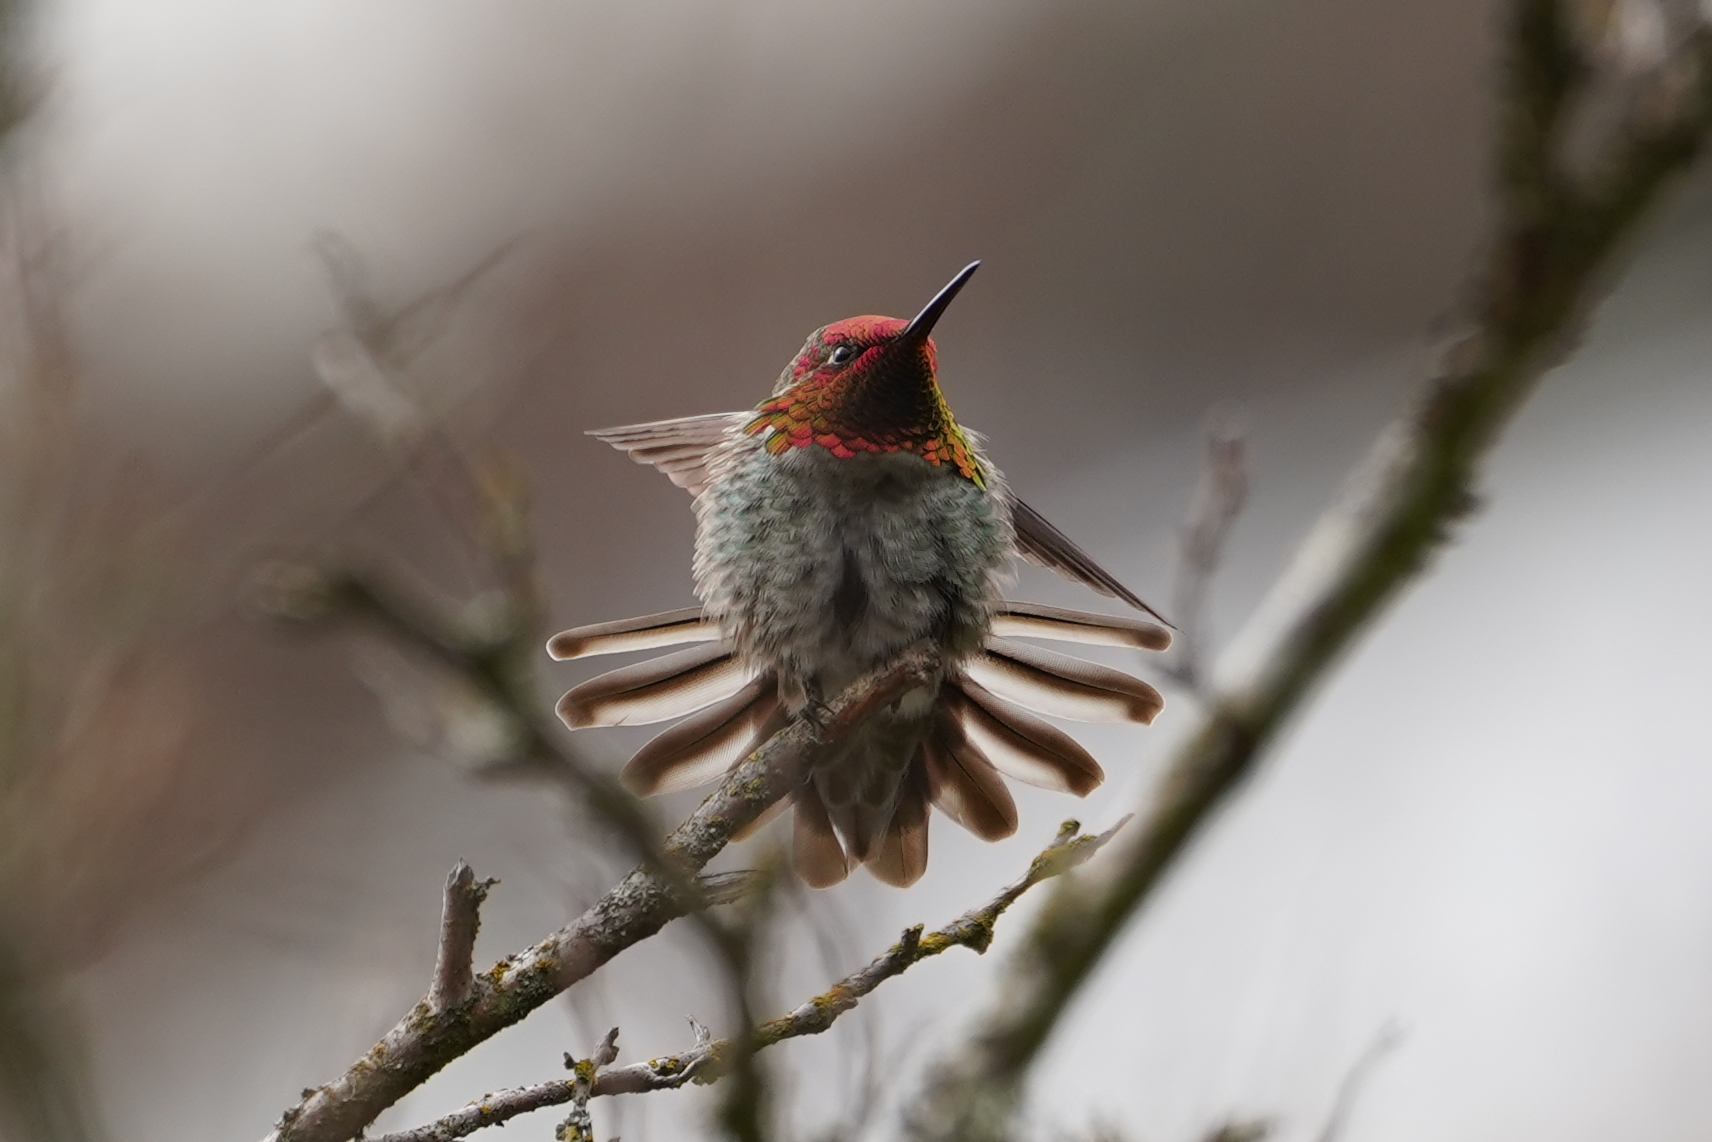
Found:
899,261 -> 980,346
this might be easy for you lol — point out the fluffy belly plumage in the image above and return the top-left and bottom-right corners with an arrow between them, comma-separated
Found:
691,438 -> 1014,871
694,438 -> 1013,704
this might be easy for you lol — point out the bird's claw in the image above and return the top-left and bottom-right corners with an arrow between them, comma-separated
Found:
798,699 -> 836,741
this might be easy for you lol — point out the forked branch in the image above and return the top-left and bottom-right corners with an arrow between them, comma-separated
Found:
264,642 -> 942,1142
367,820 -> 1128,1142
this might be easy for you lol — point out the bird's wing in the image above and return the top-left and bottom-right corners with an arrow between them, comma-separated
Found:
588,411 -> 749,495
1010,497 -> 1171,625
590,414 -> 1169,625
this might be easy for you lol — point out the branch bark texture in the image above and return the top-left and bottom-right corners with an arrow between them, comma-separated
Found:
265,642 -> 941,1142
907,6 -> 1712,1137
428,862 -> 494,1013
366,820 -> 1124,1142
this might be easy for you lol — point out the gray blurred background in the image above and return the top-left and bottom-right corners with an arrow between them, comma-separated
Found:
4,0 -> 1711,1138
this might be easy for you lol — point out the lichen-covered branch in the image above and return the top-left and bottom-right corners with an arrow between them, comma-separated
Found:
603,816 -> 1127,1096
364,820 -> 1125,1142
376,1080 -> 584,1142
906,5 -> 1712,1137
263,641 -> 941,1142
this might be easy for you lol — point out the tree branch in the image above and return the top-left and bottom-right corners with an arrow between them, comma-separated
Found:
364,820 -> 1127,1142
428,862 -> 495,1014
905,6 -> 1712,1137
264,641 -> 942,1142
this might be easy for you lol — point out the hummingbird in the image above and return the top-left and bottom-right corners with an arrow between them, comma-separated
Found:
549,263 -> 1169,888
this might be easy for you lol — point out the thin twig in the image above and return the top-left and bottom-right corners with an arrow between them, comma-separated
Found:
1313,1023 -> 1404,1142
364,819 -> 1127,1142
265,641 -> 942,1142
604,817 -> 1130,1096
906,6 -> 1712,1138
428,862 -> 496,1013
376,1080 -> 585,1142
1167,418 -> 1248,691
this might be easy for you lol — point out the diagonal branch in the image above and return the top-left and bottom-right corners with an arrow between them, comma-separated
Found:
905,6 -> 1712,1138
264,641 -> 941,1142
364,819 -> 1127,1142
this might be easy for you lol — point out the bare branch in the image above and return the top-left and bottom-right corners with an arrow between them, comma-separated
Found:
906,7 -> 1712,1138
369,1080 -> 584,1142
600,818 -> 1128,1097
265,641 -> 942,1142
364,820 -> 1125,1142
428,862 -> 495,1014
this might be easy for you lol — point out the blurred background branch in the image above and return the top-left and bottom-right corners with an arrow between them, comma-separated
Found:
265,643 -> 942,1142
0,0 -> 1707,1140
364,819 -> 1126,1142
906,2 -> 1712,1136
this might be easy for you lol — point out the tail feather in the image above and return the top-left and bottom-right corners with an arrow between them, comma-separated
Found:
992,601 -> 1171,652
792,788 -> 852,888
547,606 -> 714,660
945,676 -> 1104,796
556,641 -> 748,728
964,637 -> 1164,724
620,674 -> 781,796
867,760 -> 930,888
923,711 -> 1018,842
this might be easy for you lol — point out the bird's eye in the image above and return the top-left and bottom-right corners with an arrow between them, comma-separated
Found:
828,345 -> 855,365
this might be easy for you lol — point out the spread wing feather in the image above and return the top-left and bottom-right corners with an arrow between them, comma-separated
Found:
1010,498 -> 1171,625
588,412 -> 748,495
589,414 -> 1166,620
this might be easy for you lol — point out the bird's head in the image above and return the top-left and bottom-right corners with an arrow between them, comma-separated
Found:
746,262 -> 985,486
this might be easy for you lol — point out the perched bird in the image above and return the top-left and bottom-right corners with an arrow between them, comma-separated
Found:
550,263 -> 1169,887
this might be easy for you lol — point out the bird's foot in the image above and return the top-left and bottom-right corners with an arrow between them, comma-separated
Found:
798,698 -> 836,742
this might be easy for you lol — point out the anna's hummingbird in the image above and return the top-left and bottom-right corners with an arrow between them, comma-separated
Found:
550,263 -> 1169,887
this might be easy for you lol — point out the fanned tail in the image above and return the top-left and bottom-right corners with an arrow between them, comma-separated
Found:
867,761 -> 931,888
992,601 -> 1171,651
792,785 -> 852,888
551,598 -> 1169,887
556,641 -> 749,728
963,636 -> 1164,724
941,675 -> 1104,795
547,607 -> 716,660
921,707 -> 1019,842
621,674 -> 783,796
